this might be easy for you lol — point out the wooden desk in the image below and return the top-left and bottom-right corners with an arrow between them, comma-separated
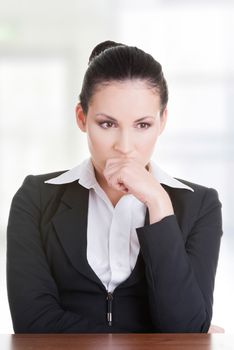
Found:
0,333 -> 232,350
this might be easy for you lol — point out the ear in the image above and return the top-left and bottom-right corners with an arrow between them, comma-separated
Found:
75,103 -> 87,132
159,108 -> 168,135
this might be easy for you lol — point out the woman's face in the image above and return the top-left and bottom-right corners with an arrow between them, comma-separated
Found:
76,79 -> 167,178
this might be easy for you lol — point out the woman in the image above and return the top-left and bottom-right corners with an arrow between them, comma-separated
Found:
7,41 -> 222,333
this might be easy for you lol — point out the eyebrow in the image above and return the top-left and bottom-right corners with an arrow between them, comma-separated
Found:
94,113 -> 155,122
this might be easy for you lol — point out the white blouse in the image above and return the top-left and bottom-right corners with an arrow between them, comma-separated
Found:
45,158 -> 193,292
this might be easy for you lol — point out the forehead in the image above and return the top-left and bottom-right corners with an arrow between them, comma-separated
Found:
89,80 -> 161,114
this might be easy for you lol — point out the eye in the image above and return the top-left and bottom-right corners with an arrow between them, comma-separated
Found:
136,122 -> 151,129
98,121 -> 116,129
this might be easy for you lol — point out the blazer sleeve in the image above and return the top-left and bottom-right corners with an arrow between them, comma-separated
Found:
136,187 -> 222,333
7,175 -> 93,333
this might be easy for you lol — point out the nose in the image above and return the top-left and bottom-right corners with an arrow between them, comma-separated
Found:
113,130 -> 134,155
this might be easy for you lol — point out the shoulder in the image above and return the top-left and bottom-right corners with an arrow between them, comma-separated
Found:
11,170 -> 81,212
167,177 -> 221,203
15,170 -> 68,196
26,170 -> 68,183
163,178 -> 222,226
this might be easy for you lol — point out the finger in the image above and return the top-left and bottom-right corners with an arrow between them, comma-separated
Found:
105,157 -> 136,170
105,169 -> 129,193
103,159 -> 130,181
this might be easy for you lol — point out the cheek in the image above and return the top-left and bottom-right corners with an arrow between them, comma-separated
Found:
87,126 -> 111,152
136,129 -> 159,151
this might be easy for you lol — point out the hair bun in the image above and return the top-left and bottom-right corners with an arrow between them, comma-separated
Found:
88,40 -> 124,64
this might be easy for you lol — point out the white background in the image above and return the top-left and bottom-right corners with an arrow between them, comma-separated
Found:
0,0 -> 233,333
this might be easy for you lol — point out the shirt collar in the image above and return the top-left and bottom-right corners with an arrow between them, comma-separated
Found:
44,157 -> 194,192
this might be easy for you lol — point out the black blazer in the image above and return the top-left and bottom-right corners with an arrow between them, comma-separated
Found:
7,172 -> 222,333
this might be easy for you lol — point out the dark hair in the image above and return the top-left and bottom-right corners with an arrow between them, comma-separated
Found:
79,40 -> 168,115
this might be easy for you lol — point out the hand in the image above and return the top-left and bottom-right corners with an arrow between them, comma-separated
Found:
103,157 -> 174,223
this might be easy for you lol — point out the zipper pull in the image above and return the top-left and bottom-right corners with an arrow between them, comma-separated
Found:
106,292 -> 113,326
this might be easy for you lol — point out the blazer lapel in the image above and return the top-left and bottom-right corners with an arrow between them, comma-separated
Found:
51,182 -> 167,290
52,181 -> 103,287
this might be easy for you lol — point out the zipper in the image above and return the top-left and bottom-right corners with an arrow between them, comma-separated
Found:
106,292 -> 113,326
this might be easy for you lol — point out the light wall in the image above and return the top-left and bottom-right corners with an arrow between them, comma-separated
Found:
0,0 -> 233,333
